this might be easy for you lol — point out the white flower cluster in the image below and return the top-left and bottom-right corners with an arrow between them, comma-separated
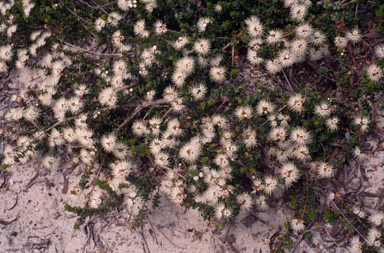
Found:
22,0 -> 35,17
366,64 -> 383,83
29,31 -> 52,56
143,0 -> 157,13
244,11 -> 331,73
134,19 -> 150,38
0,44 -> 12,65
353,115 -> 370,132
334,28 -> 362,49
0,0 -> 13,15
117,0 -> 137,11
197,17 -> 211,32
112,30 -> 132,53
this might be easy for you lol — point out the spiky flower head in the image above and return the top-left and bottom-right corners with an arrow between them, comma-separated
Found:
314,102 -> 331,118
288,94 -> 305,114
269,127 -> 286,141
334,36 -> 348,49
247,49 -> 264,65
290,127 -> 312,145
369,211 -> 384,227
194,39 -> 211,56
245,16 -> 264,38
191,83 -> 207,100
243,129 -> 257,148
278,49 -> 298,68
179,140 -> 202,164
101,133 -> 117,152
317,162 -> 334,178
290,4 -> 307,21
367,64 -> 383,83
348,236 -> 362,253
296,24 -> 313,39
375,44 -> 384,59
352,205 -> 367,219
256,99 -> 275,115
281,163 -> 300,188
266,30 -> 283,44
173,37 -> 189,50
326,117 -> 339,132
264,176 -> 278,195
214,4 -> 222,13
209,66 -> 226,83
237,193 -> 253,210
234,105 -> 253,120
265,59 -> 283,74
346,27 -> 362,43
197,17 -> 211,32
291,218 -> 305,232
132,120 -> 148,137
310,30 -> 327,46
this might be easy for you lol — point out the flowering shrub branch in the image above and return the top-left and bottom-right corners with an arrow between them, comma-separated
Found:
1,0 -> 384,251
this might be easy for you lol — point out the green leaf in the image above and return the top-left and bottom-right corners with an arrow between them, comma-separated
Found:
201,157 -> 209,165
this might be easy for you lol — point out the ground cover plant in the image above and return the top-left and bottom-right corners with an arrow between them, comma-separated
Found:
1,0 -> 384,251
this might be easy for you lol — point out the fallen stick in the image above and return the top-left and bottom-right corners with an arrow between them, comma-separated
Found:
7,193 -> 18,210
62,173 -> 69,194
0,211 -> 21,225
24,170 -> 40,191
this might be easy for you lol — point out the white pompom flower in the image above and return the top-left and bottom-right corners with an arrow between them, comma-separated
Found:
314,102 -> 331,118
234,105 -> 253,120
326,117 -> 339,132
317,162 -> 334,178
290,4 -> 307,21
99,87 -> 117,107
132,120 -> 148,137
101,133 -> 117,153
264,176 -> 278,195
209,66 -> 226,83
256,99 -> 275,115
367,64 -> 383,83
197,17 -> 211,32
288,94 -> 305,114
334,36 -> 348,49
173,37 -> 189,51
194,39 -> 211,56
281,163 -> 300,188
245,16 -> 264,38
191,83 -> 207,100
291,218 -> 305,232
237,193 -> 253,210
290,127 -> 312,146
346,27 -> 362,43
266,30 -> 283,44
375,44 -> 384,59
265,59 -> 283,74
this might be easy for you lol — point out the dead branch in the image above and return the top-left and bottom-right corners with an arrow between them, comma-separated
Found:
58,0 -> 90,25
77,0 -> 117,9
117,99 -> 168,131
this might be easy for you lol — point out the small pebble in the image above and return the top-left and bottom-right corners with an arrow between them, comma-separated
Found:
1,226 -> 5,230
10,232 -> 17,237
48,193 -> 52,196
27,200 -> 32,204
54,212 -> 60,219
